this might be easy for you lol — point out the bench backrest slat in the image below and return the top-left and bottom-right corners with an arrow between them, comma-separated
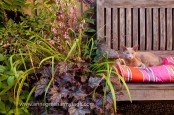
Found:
167,8 -> 173,50
147,8 -> 152,50
106,8 -> 111,48
160,8 -> 166,50
104,0 -> 174,8
126,8 -> 132,48
140,8 -> 146,50
133,8 -> 139,49
113,8 -> 118,50
153,8 -> 159,50
97,0 -> 174,52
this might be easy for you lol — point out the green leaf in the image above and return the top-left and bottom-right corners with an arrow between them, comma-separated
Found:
26,86 -> 36,103
85,18 -> 95,24
15,72 -> 20,78
21,107 -> 29,113
86,28 -> 96,33
0,54 -> 4,61
65,39 -> 79,60
0,65 -> 6,73
0,101 -> 6,114
7,76 -> 14,86
0,75 -> 8,81
3,0 -> 12,5
0,82 -> 8,89
7,109 -> 15,115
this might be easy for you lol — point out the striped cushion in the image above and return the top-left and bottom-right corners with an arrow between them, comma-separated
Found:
117,57 -> 174,82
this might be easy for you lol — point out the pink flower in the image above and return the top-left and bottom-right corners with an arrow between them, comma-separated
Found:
52,28 -> 58,34
49,40 -> 55,45
59,22 -> 65,28
56,6 -> 64,17
3,42 -> 10,49
69,7 -> 75,17
63,32 -> 69,39
53,37 -> 60,43
79,19 -> 86,29
82,19 -> 86,25
57,46 -> 62,50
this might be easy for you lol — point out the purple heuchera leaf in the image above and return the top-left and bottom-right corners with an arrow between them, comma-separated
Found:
105,93 -> 113,110
41,66 -> 55,78
72,86 -> 86,99
49,87 -> 62,104
94,98 -> 104,114
62,74 -> 72,82
59,61 -> 68,74
35,78 -> 49,97
68,106 -> 90,115
61,87 -> 69,98
88,77 -> 102,88
106,93 -> 113,104
80,75 -> 88,83
95,98 -> 102,108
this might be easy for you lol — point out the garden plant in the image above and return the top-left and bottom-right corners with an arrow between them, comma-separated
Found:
0,0 -> 131,114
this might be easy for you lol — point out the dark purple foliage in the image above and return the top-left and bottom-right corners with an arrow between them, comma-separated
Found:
88,77 -> 102,88
31,58 -> 120,114
35,78 -> 49,97
83,0 -> 95,5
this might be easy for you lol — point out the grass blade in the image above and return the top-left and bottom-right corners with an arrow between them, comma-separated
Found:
112,66 -> 132,102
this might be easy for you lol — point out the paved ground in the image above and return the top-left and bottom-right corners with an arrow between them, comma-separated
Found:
117,101 -> 174,115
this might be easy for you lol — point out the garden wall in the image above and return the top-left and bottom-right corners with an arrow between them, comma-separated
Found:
23,0 -> 89,17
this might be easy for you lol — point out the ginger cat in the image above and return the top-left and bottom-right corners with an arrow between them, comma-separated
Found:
121,45 -> 163,68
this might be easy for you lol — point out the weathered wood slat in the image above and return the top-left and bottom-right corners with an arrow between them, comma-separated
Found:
120,8 -> 125,48
167,8 -> 173,50
97,0 -> 104,40
106,8 -> 111,48
113,8 -> 119,50
160,8 -> 166,50
173,9 -> 174,49
125,83 -> 174,90
133,8 -> 138,46
124,83 -> 174,90
104,0 -> 174,8
117,51 -> 174,59
153,8 -> 159,50
76,0 -> 83,17
118,83 -> 174,101
146,8 -> 152,50
150,50 -> 174,57
82,1 -> 88,14
140,8 -> 146,50
126,8 -> 132,47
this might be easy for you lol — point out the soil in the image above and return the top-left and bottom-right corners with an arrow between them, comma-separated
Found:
117,101 -> 174,115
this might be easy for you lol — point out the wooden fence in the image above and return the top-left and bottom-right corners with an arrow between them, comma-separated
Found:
76,0 -> 89,17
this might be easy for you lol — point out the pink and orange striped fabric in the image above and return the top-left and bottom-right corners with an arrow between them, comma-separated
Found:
116,57 -> 174,82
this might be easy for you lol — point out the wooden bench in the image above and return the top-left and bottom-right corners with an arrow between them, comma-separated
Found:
97,0 -> 174,101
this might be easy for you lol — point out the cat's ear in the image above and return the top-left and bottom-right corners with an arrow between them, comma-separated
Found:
132,44 -> 139,51
121,45 -> 127,51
